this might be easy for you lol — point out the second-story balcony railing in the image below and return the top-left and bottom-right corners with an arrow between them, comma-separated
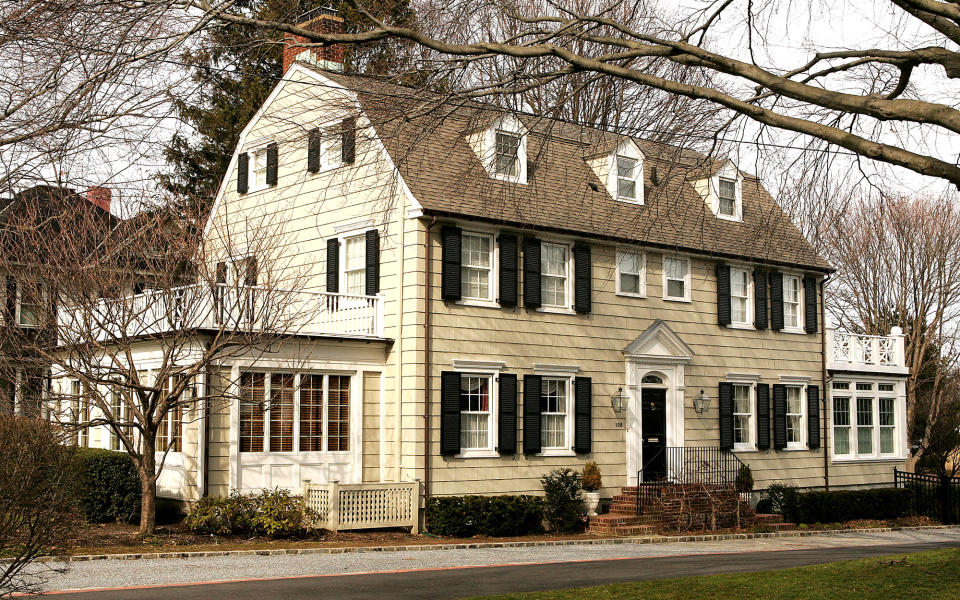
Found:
826,323 -> 908,375
57,284 -> 385,343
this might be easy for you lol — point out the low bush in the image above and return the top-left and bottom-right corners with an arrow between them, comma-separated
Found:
795,488 -> 912,524
185,489 -> 315,537
735,465 -> 754,494
426,495 -> 544,537
541,468 -> 584,533
74,448 -> 141,523
763,483 -> 800,522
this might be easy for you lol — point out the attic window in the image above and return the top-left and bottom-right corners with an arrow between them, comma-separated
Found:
616,156 -> 639,200
494,131 -> 521,178
718,177 -> 737,217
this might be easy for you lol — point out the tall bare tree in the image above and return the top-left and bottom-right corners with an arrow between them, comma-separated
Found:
0,189 -> 320,534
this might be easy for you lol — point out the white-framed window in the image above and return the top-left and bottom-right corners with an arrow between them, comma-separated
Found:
616,155 -> 640,201
239,371 -> 352,454
718,177 -> 737,217
250,145 -> 270,191
831,380 -> 903,460
322,124 -> 343,170
461,232 -> 494,302
783,274 -> 803,331
541,242 -> 570,308
541,377 -> 572,452
342,234 -> 366,296
785,385 -> 805,449
663,256 -> 691,302
733,383 -> 754,449
16,282 -> 41,328
730,267 -> 752,326
459,374 -> 493,452
494,130 -> 521,178
616,250 -> 646,297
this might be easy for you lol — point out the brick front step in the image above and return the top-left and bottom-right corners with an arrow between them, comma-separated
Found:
587,524 -> 656,536
769,522 -> 797,531
589,514 -> 642,526
754,513 -> 785,524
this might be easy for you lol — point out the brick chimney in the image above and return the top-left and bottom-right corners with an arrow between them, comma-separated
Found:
283,8 -> 345,73
85,186 -> 111,213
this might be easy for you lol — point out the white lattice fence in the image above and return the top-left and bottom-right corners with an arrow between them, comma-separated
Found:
302,481 -> 421,533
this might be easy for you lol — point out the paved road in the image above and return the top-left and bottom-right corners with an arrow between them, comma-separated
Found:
40,529 -> 960,599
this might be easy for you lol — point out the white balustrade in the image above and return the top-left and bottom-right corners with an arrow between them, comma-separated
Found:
826,324 -> 907,375
57,284 -> 384,342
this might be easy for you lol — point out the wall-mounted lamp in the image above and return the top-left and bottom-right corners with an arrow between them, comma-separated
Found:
693,389 -> 710,414
610,387 -> 627,415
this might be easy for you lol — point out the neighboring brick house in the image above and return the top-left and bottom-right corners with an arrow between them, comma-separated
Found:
54,12 -> 909,523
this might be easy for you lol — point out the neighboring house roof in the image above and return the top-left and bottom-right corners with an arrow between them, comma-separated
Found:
318,69 -> 831,272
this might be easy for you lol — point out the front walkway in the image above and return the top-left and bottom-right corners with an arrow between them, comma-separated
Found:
41,527 -> 960,594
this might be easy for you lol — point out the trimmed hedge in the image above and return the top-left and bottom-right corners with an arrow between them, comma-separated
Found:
426,495 -> 544,537
795,488 -> 912,524
74,448 -> 141,523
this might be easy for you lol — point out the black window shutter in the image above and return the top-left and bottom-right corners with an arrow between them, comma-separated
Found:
266,142 -> 278,186
215,262 -> 227,284
719,382 -> 734,450
498,234 -> 518,307
440,371 -> 461,456
365,229 -> 379,296
326,238 -> 339,293
5,277 -> 16,325
341,117 -> 356,164
807,384 -> 821,450
757,383 -> 771,450
574,376 -> 592,453
307,128 -> 321,173
237,152 -> 249,194
717,263 -> 731,326
523,375 -> 542,454
440,226 -> 462,302
769,271 -> 784,331
804,275 -> 818,334
573,244 -> 592,314
244,257 -> 258,286
773,384 -> 787,450
754,269 -> 768,330
523,238 -> 541,308
498,373 -> 518,454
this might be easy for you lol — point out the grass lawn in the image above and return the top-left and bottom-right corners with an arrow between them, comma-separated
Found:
470,548 -> 960,600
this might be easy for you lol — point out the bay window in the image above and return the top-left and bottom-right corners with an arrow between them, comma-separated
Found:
831,380 -> 903,460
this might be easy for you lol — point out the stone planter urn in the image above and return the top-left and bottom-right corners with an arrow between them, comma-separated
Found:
583,491 -> 601,517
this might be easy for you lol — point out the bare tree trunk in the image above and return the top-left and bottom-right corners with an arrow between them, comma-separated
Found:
139,439 -> 157,536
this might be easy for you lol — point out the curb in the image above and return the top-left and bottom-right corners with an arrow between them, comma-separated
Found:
21,524 -> 960,564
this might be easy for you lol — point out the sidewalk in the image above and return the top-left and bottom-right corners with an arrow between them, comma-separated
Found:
41,527 -> 960,593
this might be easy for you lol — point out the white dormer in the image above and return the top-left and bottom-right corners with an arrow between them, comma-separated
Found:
468,114 -> 528,184
587,138 -> 645,205
694,159 -> 743,222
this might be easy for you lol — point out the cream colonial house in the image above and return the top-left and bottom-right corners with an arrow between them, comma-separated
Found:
56,13 -> 909,527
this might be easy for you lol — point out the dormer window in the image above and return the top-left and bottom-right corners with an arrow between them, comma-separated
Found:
718,177 -> 737,217
616,155 -> 639,200
494,131 -> 521,178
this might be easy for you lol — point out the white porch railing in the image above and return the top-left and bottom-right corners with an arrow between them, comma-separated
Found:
303,480 -> 421,533
826,322 -> 908,375
58,284 -> 385,342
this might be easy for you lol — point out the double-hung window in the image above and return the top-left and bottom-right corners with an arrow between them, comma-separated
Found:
879,384 -> 896,455
17,282 -> 41,328
616,155 -> 639,201
110,387 -> 123,451
459,375 -> 492,451
617,250 -> 645,297
733,384 -> 753,448
718,177 -> 737,218
663,256 -> 690,301
730,267 -> 751,325
785,386 -> 805,448
461,232 -> 493,301
323,124 -> 343,169
541,242 -> 569,308
251,146 -> 269,191
541,377 -> 571,451
856,387 -> 874,455
783,275 -> 802,330
494,131 -> 520,178
832,382 -> 851,456
342,234 -> 366,296
240,371 -> 352,453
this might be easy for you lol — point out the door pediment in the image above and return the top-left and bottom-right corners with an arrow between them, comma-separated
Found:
622,320 -> 695,363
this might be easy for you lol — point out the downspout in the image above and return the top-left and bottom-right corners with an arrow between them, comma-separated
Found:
202,340 -> 213,497
820,274 -> 832,491
422,216 -> 438,500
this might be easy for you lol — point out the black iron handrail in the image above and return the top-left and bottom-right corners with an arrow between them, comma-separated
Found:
635,446 -> 748,515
